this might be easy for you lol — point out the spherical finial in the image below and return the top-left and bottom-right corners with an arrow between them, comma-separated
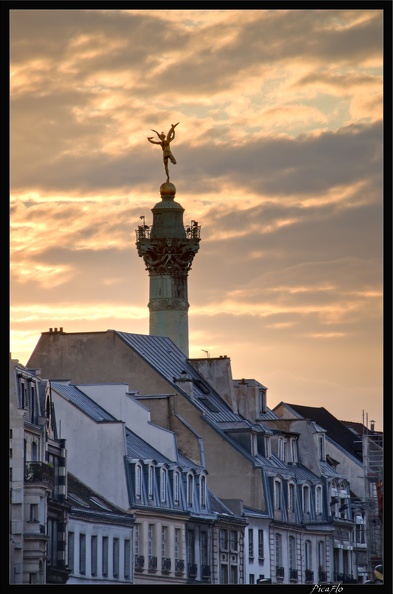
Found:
160,181 -> 176,198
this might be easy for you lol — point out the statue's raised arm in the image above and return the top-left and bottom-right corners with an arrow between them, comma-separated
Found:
147,122 -> 179,182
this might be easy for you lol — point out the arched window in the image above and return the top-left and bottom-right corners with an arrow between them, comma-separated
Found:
274,480 -> 282,510
288,482 -> 296,513
315,485 -> 323,515
187,473 -> 194,507
302,484 -> 310,514
135,464 -> 142,500
173,471 -> 180,505
148,464 -> 154,500
160,467 -> 167,503
200,474 -> 207,507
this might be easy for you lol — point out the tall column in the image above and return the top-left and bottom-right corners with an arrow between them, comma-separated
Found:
136,181 -> 201,357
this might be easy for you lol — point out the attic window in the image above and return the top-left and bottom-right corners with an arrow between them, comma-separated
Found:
259,390 -> 266,414
89,497 -> 111,511
194,379 -> 210,394
68,494 -> 89,507
198,397 -> 219,412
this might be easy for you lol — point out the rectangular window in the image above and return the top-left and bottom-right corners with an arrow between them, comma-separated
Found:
113,538 -> 119,578
289,536 -> 296,569
305,540 -> 312,570
290,438 -> 297,463
136,465 -> 142,499
91,535 -> 97,576
68,532 -> 74,573
316,486 -> 323,515
319,436 -> 324,460
175,528 -> 181,560
187,474 -> 194,506
134,524 -> 140,555
174,472 -> 180,505
248,528 -> 254,558
249,574 -> 255,584
162,526 -> 167,558
274,481 -> 282,510
187,529 -> 195,563
288,483 -> 295,512
200,531 -> 208,566
160,469 -> 167,502
148,466 -> 154,499
275,533 -> 282,566
124,539 -> 131,579
230,564 -> 238,584
258,530 -> 264,559
220,563 -> 228,584
79,534 -> 86,575
148,524 -> 154,557
230,530 -> 238,551
219,529 -> 228,550
29,503 -> 38,522
318,541 -> 325,568
102,536 -> 109,577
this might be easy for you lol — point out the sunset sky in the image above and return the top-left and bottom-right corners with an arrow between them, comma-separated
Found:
10,8 -> 384,429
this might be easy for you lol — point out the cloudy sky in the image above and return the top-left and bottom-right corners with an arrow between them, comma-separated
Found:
10,8 -> 384,429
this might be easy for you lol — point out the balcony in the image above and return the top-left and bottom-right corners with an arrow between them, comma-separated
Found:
333,572 -> 357,584
305,569 -> 314,583
276,566 -> 284,580
188,563 -> 197,579
289,568 -> 298,582
135,555 -> 145,572
25,461 -> 54,486
175,559 -> 185,575
319,571 -> 328,582
161,557 -> 171,574
202,565 -> 211,580
148,556 -> 157,573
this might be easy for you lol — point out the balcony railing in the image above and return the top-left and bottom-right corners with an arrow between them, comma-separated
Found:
276,566 -> 285,578
135,555 -> 145,571
305,569 -> 314,583
25,461 -> 54,485
175,559 -> 185,574
202,565 -> 211,579
333,572 -> 357,583
319,571 -> 328,582
162,557 -> 171,573
148,556 -> 157,572
289,568 -> 298,581
188,563 -> 197,578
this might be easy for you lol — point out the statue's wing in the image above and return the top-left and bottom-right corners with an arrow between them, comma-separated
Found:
151,129 -> 161,138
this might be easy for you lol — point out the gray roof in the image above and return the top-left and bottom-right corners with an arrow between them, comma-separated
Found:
50,381 -> 116,422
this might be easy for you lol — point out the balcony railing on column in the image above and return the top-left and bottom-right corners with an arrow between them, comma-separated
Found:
334,572 -> 357,583
305,569 -> 314,583
289,568 -> 298,582
135,555 -> 145,572
161,557 -> 171,574
175,559 -> 185,575
276,566 -> 284,580
319,570 -> 328,582
188,563 -> 197,579
25,461 -> 54,486
148,556 -> 157,573
202,565 -> 211,580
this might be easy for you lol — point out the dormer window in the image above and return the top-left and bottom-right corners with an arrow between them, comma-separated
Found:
315,484 -> 323,515
199,473 -> 207,508
278,437 -> 287,461
160,467 -> 167,503
259,389 -> 266,414
265,436 -> 272,459
318,435 -> 325,461
251,433 -> 258,456
289,438 -> 298,464
187,473 -> 194,507
148,464 -> 154,500
274,480 -> 282,510
135,463 -> 142,500
302,484 -> 311,514
173,470 -> 180,505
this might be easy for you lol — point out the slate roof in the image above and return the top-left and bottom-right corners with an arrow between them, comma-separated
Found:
277,403 -> 363,463
116,332 -> 249,424
67,473 -> 134,524
50,381 -> 116,423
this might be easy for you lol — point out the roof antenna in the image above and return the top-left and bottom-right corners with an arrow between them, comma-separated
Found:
201,349 -> 209,358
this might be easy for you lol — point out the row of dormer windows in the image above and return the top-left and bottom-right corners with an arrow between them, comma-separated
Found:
273,480 -> 326,516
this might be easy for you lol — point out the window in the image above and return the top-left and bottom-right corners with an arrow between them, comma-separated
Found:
265,436 -> 271,459
289,536 -> 296,569
162,526 -> 168,558
113,538 -> 119,578
275,533 -> 282,566
318,541 -> 325,569
160,468 -> 167,503
148,465 -> 154,500
315,485 -> 323,515
68,532 -> 74,572
259,390 -> 266,414
249,574 -> 255,584
174,471 -> 180,505
187,473 -> 194,507
148,524 -> 155,558
230,530 -> 238,551
200,531 -> 208,566
79,534 -> 86,575
230,564 -> 238,584
274,480 -> 282,510
102,536 -> 109,577
282,439 -> 287,462
302,485 -> 310,514
47,518 -> 58,567
175,528 -> 181,560
187,529 -> 195,564
356,522 -> 365,544
288,483 -> 295,513
251,433 -> 258,455
29,503 -> 38,522
91,535 -> 97,576
220,563 -> 228,584
248,528 -> 254,558
318,435 -> 325,460
124,539 -> 131,579
134,524 -> 140,556
278,437 -> 284,460
135,464 -> 142,500
219,529 -> 228,550
290,438 -> 298,463
200,474 -> 207,507
305,540 -> 312,570
258,530 -> 264,559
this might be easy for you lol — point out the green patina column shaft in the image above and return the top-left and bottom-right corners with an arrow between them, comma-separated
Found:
136,180 -> 201,357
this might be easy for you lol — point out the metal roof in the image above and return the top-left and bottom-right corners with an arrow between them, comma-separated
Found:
116,332 -> 251,424
50,382 -> 116,422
